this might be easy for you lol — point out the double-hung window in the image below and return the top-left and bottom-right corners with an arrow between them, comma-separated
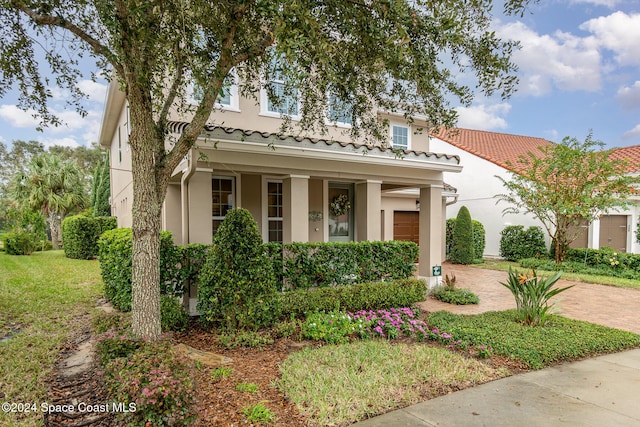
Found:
192,74 -> 239,110
267,181 -> 283,243
391,125 -> 409,150
328,94 -> 352,125
212,177 -> 235,236
263,57 -> 299,117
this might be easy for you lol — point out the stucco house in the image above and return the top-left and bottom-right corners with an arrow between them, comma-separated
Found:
98,79 -> 462,286
429,128 -> 640,257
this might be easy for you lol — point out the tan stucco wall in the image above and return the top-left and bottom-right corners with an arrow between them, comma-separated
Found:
108,105 -> 133,228
380,196 -> 419,241
163,184 -> 182,243
188,171 -> 213,244
241,174 -> 262,234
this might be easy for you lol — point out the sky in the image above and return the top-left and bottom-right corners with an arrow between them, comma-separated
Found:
0,0 -> 639,150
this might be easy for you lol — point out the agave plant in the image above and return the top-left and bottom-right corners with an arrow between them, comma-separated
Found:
500,268 -> 573,326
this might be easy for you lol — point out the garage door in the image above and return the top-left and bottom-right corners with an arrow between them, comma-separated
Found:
599,215 -> 627,252
394,211 -> 420,245
568,218 -> 589,249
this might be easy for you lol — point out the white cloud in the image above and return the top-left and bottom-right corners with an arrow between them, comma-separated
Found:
497,22 -> 602,96
580,12 -> 640,67
0,105 -> 41,128
623,124 -> 640,140
77,80 -> 108,103
455,103 -> 511,130
617,81 -> 640,110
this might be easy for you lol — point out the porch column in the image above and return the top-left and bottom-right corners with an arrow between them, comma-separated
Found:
418,185 -> 443,289
589,217 -> 600,250
283,175 -> 309,243
355,180 -> 382,241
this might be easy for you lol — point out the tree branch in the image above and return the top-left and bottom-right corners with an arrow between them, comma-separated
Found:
10,1 -> 121,75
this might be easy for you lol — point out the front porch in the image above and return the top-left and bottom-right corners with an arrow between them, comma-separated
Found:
162,124 -> 461,283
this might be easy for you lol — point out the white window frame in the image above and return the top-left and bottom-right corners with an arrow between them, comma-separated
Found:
189,70 -> 240,112
391,124 -> 411,150
212,176 -> 236,236
259,57 -> 301,119
265,179 -> 284,243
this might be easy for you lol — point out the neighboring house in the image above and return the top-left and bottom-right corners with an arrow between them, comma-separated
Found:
429,128 -> 640,257
98,79 -> 462,290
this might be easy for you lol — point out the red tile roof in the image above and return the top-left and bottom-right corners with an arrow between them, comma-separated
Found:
608,145 -> 640,173
430,127 -> 554,172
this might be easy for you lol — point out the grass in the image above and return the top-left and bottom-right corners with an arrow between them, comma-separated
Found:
428,310 -> 640,369
477,259 -> 640,289
0,250 -> 102,427
236,381 -> 259,393
242,402 -> 276,424
278,340 -> 504,427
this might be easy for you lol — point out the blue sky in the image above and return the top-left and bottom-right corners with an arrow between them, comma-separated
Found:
0,0 -> 639,150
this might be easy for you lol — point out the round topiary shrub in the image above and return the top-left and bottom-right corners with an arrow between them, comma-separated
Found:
450,206 -> 474,264
197,208 -> 277,330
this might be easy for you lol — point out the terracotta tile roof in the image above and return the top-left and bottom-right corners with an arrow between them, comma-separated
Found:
167,121 -> 460,163
608,145 -> 640,173
430,127 -> 554,172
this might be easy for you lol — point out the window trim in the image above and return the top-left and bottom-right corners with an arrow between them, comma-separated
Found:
391,124 -> 411,150
266,179 -> 284,243
211,176 -> 236,236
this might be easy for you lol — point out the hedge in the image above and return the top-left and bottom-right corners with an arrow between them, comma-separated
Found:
446,217 -> 485,260
270,241 -> 418,290
565,247 -> 640,271
98,228 -> 183,312
450,206 -> 474,264
499,225 -> 547,261
273,278 -> 427,319
62,215 -> 117,259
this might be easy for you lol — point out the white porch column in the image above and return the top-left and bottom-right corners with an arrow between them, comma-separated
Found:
589,217 -> 600,250
355,180 -> 382,241
283,175 -> 310,243
418,185 -> 443,289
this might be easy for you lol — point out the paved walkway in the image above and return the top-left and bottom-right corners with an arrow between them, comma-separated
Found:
417,264 -> 640,334
352,264 -> 640,427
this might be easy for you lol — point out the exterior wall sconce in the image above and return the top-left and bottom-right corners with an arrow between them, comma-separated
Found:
415,200 -> 420,210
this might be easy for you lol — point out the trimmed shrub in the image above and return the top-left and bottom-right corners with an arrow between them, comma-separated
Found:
62,215 -> 101,259
446,218 -> 485,260
197,208 -> 277,330
274,241 -> 417,290
98,228 -> 183,312
62,215 -> 118,259
3,231 -> 37,255
499,225 -> 547,261
274,278 -> 427,319
472,220 -> 486,260
450,206 -> 474,264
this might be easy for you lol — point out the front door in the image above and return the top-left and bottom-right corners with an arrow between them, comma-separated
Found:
328,183 -> 354,242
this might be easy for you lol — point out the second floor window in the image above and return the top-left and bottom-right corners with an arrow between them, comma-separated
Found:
192,74 -> 239,110
392,125 -> 409,150
328,94 -> 352,125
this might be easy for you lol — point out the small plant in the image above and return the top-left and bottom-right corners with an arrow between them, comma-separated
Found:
349,307 -> 429,341
272,318 -> 303,339
242,402 -> 275,424
217,330 -> 274,349
95,331 -> 143,365
211,366 -> 232,381
302,310 -> 363,344
443,274 -> 456,289
160,295 -> 189,332
432,274 -> 479,305
236,382 -> 259,393
477,344 -> 493,359
499,268 -> 573,326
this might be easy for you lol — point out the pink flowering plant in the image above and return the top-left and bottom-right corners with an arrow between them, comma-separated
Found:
98,338 -> 197,426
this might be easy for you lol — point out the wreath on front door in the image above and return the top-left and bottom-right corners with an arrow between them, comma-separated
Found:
330,194 -> 351,217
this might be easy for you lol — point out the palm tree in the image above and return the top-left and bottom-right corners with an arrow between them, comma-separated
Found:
10,153 -> 87,249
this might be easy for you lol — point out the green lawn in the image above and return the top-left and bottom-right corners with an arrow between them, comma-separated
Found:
476,259 -> 640,289
0,250 -> 102,427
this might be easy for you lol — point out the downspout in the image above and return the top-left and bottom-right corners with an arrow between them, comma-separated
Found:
181,148 -> 197,246
445,194 -> 459,206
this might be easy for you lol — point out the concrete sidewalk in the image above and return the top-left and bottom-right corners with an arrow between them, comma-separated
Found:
352,349 -> 640,427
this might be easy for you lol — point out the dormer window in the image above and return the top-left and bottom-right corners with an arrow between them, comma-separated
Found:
391,125 -> 410,150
